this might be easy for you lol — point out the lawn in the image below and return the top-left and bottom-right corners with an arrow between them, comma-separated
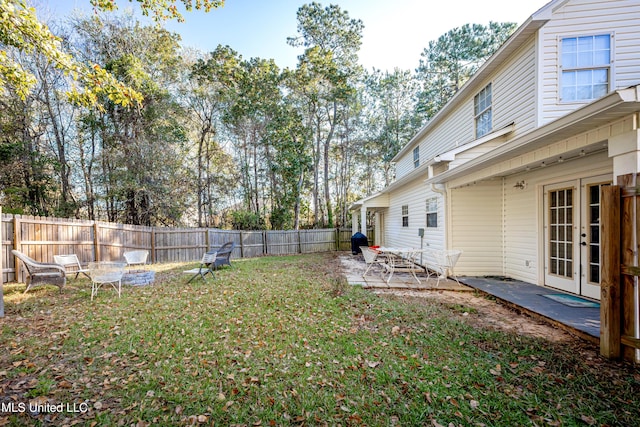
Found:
1,253 -> 638,426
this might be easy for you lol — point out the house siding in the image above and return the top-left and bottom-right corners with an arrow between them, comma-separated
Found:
395,36 -> 538,179
493,36 -> 538,138
383,177 -> 445,251
505,151 -> 611,283
449,151 -> 612,282
450,180 -> 503,275
539,0 -> 640,124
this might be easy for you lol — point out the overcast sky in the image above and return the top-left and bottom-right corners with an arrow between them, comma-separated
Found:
39,0 -> 552,71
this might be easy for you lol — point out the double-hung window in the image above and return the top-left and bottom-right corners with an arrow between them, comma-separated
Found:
401,205 -> 409,227
560,34 -> 611,102
474,83 -> 492,138
426,198 -> 438,228
413,146 -> 420,168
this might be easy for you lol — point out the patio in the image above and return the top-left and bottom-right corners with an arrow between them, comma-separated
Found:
340,252 -> 471,291
341,253 -> 600,342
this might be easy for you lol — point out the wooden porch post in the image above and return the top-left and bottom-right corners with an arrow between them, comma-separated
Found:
600,185 -> 621,358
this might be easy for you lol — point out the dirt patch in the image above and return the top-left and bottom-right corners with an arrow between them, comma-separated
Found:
335,252 -> 574,343
371,288 -> 574,343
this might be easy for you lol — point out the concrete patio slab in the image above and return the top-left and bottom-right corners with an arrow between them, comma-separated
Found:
339,253 -> 473,291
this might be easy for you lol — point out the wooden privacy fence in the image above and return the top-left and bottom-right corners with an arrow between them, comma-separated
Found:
601,173 -> 640,363
1,212 -> 371,285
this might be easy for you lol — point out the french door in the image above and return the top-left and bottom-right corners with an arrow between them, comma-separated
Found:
543,175 -> 611,299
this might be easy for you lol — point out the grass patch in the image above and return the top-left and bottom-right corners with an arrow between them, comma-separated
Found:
0,253 -> 638,426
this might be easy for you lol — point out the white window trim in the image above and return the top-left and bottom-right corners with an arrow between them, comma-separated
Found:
426,197 -> 438,228
474,83 -> 493,138
401,205 -> 409,227
558,32 -> 615,104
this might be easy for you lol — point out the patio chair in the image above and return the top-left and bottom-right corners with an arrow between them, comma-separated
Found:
360,246 -> 387,278
426,249 -> 462,286
12,250 -> 66,293
54,254 -> 91,279
183,252 -> 217,283
209,242 -> 235,270
123,250 -> 149,270
88,262 -> 126,301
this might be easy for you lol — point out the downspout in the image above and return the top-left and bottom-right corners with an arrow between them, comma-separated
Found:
634,174 -> 640,363
431,183 -> 448,248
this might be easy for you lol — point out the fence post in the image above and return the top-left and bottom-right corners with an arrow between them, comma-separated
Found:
13,214 -> 20,282
151,227 -> 156,263
263,231 -> 267,255
93,221 -> 100,262
239,231 -> 245,258
600,185 -> 621,359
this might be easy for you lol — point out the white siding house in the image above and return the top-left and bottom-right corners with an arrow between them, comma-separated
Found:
351,0 -> 640,302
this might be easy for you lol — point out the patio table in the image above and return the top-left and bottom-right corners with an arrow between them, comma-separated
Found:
376,247 -> 428,284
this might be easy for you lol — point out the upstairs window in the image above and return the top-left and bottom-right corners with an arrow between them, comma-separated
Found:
401,205 -> 409,227
560,34 -> 611,102
413,146 -> 420,168
426,198 -> 438,228
474,83 -> 492,138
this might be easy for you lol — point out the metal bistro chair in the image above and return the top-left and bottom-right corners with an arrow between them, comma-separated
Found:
183,252 -> 217,283
88,262 -> 126,301
123,250 -> 149,270
54,254 -> 91,279
427,249 -> 463,286
360,246 -> 390,278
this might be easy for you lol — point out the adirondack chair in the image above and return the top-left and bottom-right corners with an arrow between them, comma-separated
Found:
12,250 -> 66,293
209,242 -> 235,270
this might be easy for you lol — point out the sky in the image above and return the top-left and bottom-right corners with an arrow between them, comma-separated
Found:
38,0 -> 552,72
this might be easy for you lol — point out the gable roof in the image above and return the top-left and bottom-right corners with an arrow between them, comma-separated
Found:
392,0 -> 561,163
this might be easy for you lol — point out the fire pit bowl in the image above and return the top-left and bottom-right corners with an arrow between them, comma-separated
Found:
122,269 -> 156,286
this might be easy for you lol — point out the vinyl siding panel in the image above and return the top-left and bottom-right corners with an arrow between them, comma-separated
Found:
395,110 -> 472,178
448,151 -> 612,282
384,177 -> 445,250
450,180 -> 503,275
540,0 -> 640,124
395,36 -> 538,179
492,37 -> 538,137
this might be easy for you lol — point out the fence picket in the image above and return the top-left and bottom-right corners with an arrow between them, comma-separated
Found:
0,212 -> 373,284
